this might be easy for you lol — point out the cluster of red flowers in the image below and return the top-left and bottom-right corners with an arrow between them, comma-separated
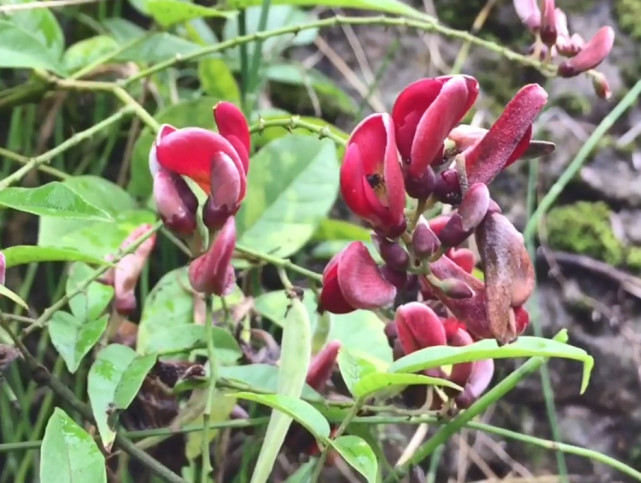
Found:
319,75 -> 547,407
148,102 -> 251,296
514,0 -> 615,98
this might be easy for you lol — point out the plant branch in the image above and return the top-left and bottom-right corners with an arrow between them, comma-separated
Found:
250,117 -> 347,146
235,244 -> 323,283
201,293 -> 218,482
123,15 -> 553,86
0,147 -> 68,180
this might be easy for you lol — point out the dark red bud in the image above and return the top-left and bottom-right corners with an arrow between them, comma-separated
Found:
153,170 -> 198,236
373,234 -> 410,271
380,264 -> 408,291
433,169 -> 461,205
412,220 -> 441,259
395,302 -> 447,354
540,0 -> 557,48
438,278 -> 475,299
404,165 -> 436,199
202,197 -> 235,232
306,340 -> 341,392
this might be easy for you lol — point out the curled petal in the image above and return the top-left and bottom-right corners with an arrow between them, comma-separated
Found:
155,127 -> 246,197
559,27 -> 615,77
319,251 -> 354,314
149,124 -> 177,176
447,248 -> 475,274
306,340 -> 341,391
113,225 -> 157,315
188,217 -> 237,295
445,124 -> 487,157
337,242 -> 397,310
476,213 -> 535,344
513,0 -> 541,31
443,320 -> 474,387
213,101 -> 251,174
456,358 -> 494,408
210,151 -> 244,210
395,302 -> 446,354
438,183 -> 490,247
412,219 -> 441,259
465,84 -> 548,185
153,169 -> 198,236
340,114 -> 405,236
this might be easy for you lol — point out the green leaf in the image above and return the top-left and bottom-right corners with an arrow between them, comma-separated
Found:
337,349 -> 378,398
225,0 -> 425,20
233,392 -> 331,441
6,0 -> 65,60
312,219 -> 370,242
199,58 -> 240,103
63,36 -> 119,73
144,324 -> 242,364
0,20 -> 63,74
0,182 -> 112,220
50,312 -> 108,373
236,135 -> 339,257
353,372 -> 462,400
329,310 -> 392,365
40,408 -> 106,483
145,0 -> 234,27
253,289 -> 318,330
330,435 -> 378,483
218,364 -> 322,401
67,263 -> 114,322
88,344 -> 156,450
129,97 -> 223,198
1,246 -> 109,268
0,284 -> 28,309
389,330 -> 594,394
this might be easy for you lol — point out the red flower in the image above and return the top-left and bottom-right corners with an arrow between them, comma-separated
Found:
188,216 -> 237,295
392,75 -> 478,179
456,358 -> 495,408
319,242 -> 396,314
306,340 -> 341,392
559,26 -> 615,77
395,302 -> 446,355
465,84 -> 548,186
340,113 -> 406,237
513,0 -> 541,32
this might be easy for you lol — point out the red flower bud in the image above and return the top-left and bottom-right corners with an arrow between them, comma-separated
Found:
372,234 -> 409,271
513,0 -> 541,32
392,76 -> 478,179
438,183 -> 490,247
152,169 -> 198,236
404,165 -> 436,199
306,340 -> 341,392
465,84 -> 548,185
476,213 -> 535,344
591,71 -> 612,100
455,358 -> 494,408
540,0 -> 557,48
433,169 -> 461,205
340,113 -> 406,237
445,124 -> 487,157
559,27 -> 615,77
213,101 -> 251,174
437,278 -> 475,299
447,248 -> 475,274
319,242 -> 396,314
113,225 -> 157,315
395,302 -> 446,354
412,219 -> 441,259
188,216 -> 237,295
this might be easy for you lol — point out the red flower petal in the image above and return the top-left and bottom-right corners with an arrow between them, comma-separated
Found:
559,26 -> 615,77
456,358 -> 494,408
319,250 -> 355,314
213,101 -> 251,174
156,127 -> 244,195
306,340 -> 341,391
465,84 -> 548,185
210,151 -> 244,210
395,302 -> 446,354
337,242 -> 397,310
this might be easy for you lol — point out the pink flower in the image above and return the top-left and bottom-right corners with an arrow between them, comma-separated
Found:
465,84 -> 548,186
392,76 -> 478,179
437,183 -> 490,247
513,0 -> 541,32
559,26 -> 615,77
188,216 -> 237,295
395,302 -> 446,355
319,242 -> 396,314
340,113 -> 406,237
540,0 -> 557,47
456,358 -> 495,408
306,340 -> 341,392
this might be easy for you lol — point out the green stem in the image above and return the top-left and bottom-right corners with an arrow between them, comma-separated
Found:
0,106 -> 134,190
201,293 -> 218,483
245,0 -> 272,112
0,147 -> 68,179
235,244 -> 323,283
385,356 -> 546,481
524,79 -> 641,239
239,8 -> 249,110
249,116 -> 347,146
124,15 -> 553,86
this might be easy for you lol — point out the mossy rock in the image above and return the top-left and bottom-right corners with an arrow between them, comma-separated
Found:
546,201 -> 625,266
614,0 -> 641,41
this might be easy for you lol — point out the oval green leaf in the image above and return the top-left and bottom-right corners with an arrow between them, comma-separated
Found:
87,344 -> 156,450
337,349 -> 378,398
389,330 -> 593,394
40,408 -> 106,483
236,135 -> 339,258
2,246 -> 109,269
330,435 -> 378,483
199,58 -> 240,103
50,312 -> 108,373
233,392 -> 331,442
0,182 -> 112,220
0,20 -> 63,74
66,262 -> 114,322
63,35 -> 119,72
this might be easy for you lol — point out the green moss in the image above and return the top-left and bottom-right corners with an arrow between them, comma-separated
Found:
625,247 -> 641,272
615,0 -> 641,41
546,202 -> 625,266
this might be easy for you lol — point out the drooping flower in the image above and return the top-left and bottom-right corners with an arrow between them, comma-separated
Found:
188,216 -> 237,295
319,241 -> 396,314
464,84 -> 548,186
559,26 -> 615,77
392,75 -> 479,179
340,113 -> 406,237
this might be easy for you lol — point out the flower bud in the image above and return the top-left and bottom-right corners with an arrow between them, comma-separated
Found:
395,302 -> 446,354
558,26 -> 615,77
433,169 -> 461,205
380,264 -> 408,290
412,219 -> 441,259
591,71 -> 612,100
447,248 -> 475,273
513,0 -> 541,32
188,216 -> 237,295
404,165 -> 436,200
455,358 -> 494,408
445,125 -> 487,157
540,0 -> 557,48
437,278 -> 475,299
438,183 -> 490,247
152,169 -> 198,236
306,340 -> 341,392
372,234 -> 410,270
